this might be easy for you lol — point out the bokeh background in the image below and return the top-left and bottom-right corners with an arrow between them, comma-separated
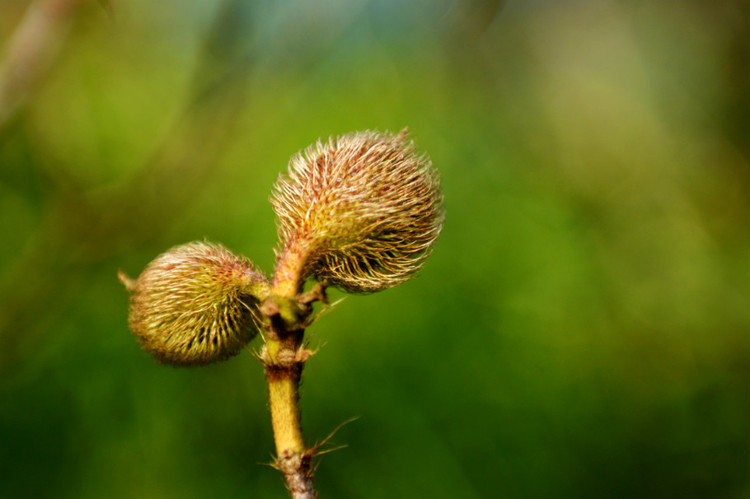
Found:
1,0 -> 750,497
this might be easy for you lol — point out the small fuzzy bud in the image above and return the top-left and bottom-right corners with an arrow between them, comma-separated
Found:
122,241 -> 270,366
272,129 -> 444,293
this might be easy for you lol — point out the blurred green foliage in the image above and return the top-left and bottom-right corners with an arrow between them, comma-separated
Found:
1,0 -> 750,497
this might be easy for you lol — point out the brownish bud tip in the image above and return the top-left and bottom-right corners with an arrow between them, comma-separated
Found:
117,269 -> 137,293
271,129 -> 444,293
125,241 -> 271,366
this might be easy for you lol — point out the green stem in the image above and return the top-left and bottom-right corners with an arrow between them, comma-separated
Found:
261,289 -> 317,498
265,341 -> 305,456
267,373 -> 305,454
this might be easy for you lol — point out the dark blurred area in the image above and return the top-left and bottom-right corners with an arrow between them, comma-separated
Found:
1,0 -> 750,497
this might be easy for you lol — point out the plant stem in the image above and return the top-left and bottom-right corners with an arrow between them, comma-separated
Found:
266,351 -> 305,455
261,290 -> 317,499
264,347 -> 316,499
273,240 -> 312,297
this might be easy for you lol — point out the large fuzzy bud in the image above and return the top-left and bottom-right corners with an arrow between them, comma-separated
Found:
122,241 -> 270,366
271,129 -> 444,293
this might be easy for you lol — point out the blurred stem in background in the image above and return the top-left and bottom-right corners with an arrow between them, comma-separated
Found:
0,0 -> 88,133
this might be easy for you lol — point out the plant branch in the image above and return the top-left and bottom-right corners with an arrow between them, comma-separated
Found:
264,351 -> 316,499
273,240 -> 315,298
260,285 -> 322,499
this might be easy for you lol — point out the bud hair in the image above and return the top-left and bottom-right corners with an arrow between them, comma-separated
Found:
125,241 -> 270,366
272,129 -> 444,293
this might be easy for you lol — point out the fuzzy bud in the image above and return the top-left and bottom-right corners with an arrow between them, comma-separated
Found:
122,241 -> 270,366
272,129 -> 444,293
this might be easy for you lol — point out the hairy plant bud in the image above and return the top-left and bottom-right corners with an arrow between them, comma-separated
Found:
122,241 -> 271,366
272,129 -> 444,293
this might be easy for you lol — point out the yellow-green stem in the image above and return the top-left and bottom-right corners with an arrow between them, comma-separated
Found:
266,347 -> 305,456
263,242 -> 318,498
263,336 -> 317,499
273,239 -> 313,297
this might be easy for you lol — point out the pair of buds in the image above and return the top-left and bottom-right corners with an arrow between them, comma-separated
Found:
121,129 -> 444,366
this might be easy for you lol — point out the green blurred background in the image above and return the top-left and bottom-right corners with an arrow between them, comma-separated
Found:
1,0 -> 750,497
